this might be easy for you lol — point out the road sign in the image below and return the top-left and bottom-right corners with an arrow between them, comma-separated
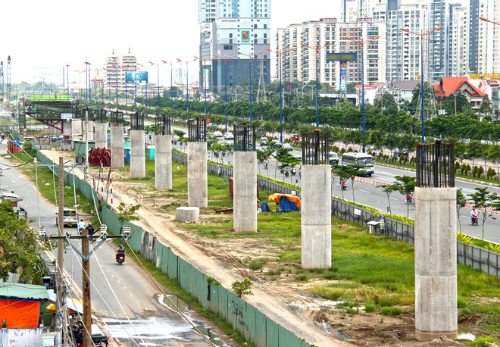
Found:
61,113 -> 73,119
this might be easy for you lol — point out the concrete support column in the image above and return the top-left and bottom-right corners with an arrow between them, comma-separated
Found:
110,125 -> 124,169
62,120 -> 72,137
71,119 -> 82,137
234,151 -> 257,232
95,122 -> 107,149
188,142 -> 208,208
415,187 -> 457,341
155,135 -> 172,190
83,120 -> 94,141
301,165 -> 331,269
130,130 -> 145,178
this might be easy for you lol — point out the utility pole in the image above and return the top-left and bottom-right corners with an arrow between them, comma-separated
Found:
82,228 -> 92,347
454,93 -> 457,116
85,109 -> 89,181
381,93 -> 383,115
56,157 -> 69,346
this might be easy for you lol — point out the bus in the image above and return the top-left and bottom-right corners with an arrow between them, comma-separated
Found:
341,152 -> 374,176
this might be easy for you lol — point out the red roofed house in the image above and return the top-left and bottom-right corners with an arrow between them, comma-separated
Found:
434,77 -> 484,110
354,82 -> 385,105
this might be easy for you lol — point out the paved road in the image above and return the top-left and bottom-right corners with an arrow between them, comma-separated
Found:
0,144 -> 225,347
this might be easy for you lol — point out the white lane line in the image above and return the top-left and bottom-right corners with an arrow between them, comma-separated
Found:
117,280 -> 120,283
390,197 -> 399,201
359,189 -> 370,193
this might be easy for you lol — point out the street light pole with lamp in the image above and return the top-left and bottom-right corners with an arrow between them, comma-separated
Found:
266,48 -> 295,143
176,57 -> 198,112
149,61 -> 167,118
65,64 -> 70,95
299,42 -> 333,128
344,35 -> 380,153
237,51 -> 263,123
214,54 -> 237,132
84,61 -> 91,102
400,26 -> 443,144
194,56 -> 215,116
161,60 -> 176,111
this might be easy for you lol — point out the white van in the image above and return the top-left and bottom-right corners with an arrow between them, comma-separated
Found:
55,208 -> 78,227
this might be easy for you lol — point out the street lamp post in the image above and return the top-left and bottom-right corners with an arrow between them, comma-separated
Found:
161,60 -> 176,111
266,48 -> 295,143
195,56 -> 215,117
65,64 -> 70,95
344,36 -> 380,152
299,42 -> 333,129
400,26 -> 443,144
84,61 -> 91,102
214,54 -> 237,133
176,57 -> 198,112
237,51 -> 264,123
149,61 -> 167,118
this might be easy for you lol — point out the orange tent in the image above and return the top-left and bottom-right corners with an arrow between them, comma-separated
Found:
268,193 -> 301,210
0,299 -> 41,328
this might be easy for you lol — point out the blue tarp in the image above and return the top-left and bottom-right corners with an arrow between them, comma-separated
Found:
261,201 -> 271,212
279,196 -> 299,212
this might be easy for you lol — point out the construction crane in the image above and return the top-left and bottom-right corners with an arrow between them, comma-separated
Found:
0,61 -> 3,110
6,56 -> 11,111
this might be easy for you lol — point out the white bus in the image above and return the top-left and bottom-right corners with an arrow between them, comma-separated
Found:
341,152 -> 374,176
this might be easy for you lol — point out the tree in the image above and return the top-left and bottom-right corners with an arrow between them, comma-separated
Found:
376,184 -> 398,214
393,175 -> 416,217
332,164 -> 364,202
231,279 -> 254,298
274,148 -> 300,182
0,201 -> 44,283
468,187 -> 500,244
479,94 -> 492,115
173,130 -> 185,138
456,189 -> 467,232
117,202 -> 142,222
488,144 -> 500,176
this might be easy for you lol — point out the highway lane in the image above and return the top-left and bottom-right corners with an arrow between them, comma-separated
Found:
0,144 -> 226,347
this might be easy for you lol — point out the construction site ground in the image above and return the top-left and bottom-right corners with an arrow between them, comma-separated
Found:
40,150 -> 491,347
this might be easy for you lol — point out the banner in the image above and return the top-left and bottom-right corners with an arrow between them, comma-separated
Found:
339,61 -> 347,92
242,31 -> 250,42
125,71 -> 149,83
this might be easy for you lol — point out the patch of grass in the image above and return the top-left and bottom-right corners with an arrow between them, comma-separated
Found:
363,301 -> 376,313
249,261 -> 263,271
380,307 -> 402,316
467,336 -> 498,346
296,275 -> 308,282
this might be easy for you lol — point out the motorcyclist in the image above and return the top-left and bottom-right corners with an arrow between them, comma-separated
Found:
78,219 -> 85,234
116,245 -> 125,262
471,208 -> 479,224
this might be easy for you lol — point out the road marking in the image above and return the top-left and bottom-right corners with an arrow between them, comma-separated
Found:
130,293 -> 133,296
111,274 -> 114,277
359,189 -> 370,193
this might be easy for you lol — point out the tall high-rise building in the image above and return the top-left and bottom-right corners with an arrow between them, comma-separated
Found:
104,49 -> 138,93
198,0 -> 271,91
275,18 -> 386,89
478,0 -> 500,74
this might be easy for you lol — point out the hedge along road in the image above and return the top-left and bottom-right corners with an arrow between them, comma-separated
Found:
0,143 -> 231,347
173,141 -> 500,245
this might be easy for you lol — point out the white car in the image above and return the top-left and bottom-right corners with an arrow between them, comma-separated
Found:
214,131 -> 223,137
282,143 -> 293,151
224,132 -> 234,140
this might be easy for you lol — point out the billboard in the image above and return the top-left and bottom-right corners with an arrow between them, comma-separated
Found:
242,31 -> 250,42
339,62 -> 347,92
125,71 -> 149,83
327,53 -> 357,62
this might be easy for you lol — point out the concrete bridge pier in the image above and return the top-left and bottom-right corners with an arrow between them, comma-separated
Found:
233,151 -> 257,232
188,142 -> 207,208
155,135 -> 172,190
95,122 -> 107,149
110,125 -> 124,169
130,130 -> 145,178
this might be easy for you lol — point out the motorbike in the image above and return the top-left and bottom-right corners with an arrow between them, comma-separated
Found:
116,253 -> 125,265
285,168 -> 290,177
222,151 -> 226,157
213,151 -> 219,158
341,181 -> 347,190
472,214 -> 479,226
406,194 -> 414,204
291,167 -> 297,176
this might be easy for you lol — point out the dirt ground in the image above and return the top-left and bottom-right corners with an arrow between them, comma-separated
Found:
42,150 -> 482,347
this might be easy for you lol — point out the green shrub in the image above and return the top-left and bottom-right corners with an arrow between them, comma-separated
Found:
231,279 -> 254,298
478,166 -> 485,176
249,261 -> 263,271
472,166 -> 479,177
380,307 -> 403,316
487,167 -> 496,179
297,275 -> 308,282
364,301 -> 376,313
461,163 -> 467,172
455,161 -> 461,171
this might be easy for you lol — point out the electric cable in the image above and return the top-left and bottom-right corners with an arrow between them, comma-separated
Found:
123,238 -> 217,347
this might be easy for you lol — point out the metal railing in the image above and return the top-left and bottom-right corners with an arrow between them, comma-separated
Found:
416,140 -> 455,188
301,130 -> 329,165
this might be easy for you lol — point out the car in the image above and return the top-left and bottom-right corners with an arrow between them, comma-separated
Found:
214,131 -> 223,137
393,148 -> 409,157
282,143 -> 293,151
270,141 -> 283,148
329,152 -> 340,165
55,208 -> 78,227
224,132 -> 234,140
260,137 -> 269,146
291,134 -> 300,141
